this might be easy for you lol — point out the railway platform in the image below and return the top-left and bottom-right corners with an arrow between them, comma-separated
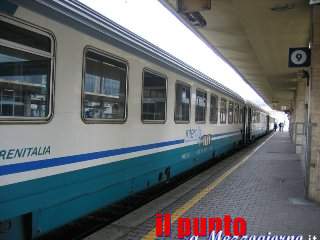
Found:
86,132 -> 320,240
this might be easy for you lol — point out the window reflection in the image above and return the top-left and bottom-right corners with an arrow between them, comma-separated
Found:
210,94 -> 218,124
0,47 -> 50,118
220,98 -> 227,124
83,50 -> 127,121
175,82 -> 190,122
142,71 -> 166,122
228,101 -> 234,124
195,90 -> 207,123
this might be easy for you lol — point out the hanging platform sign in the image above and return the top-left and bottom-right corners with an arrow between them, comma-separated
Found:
310,0 -> 320,5
288,47 -> 311,67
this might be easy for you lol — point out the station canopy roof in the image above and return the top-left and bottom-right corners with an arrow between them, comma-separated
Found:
164,0 -> 310,111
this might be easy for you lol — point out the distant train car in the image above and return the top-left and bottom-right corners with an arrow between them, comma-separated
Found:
243,102 -> 272,143
268,115 -> 276,132
0,1 -> 273,239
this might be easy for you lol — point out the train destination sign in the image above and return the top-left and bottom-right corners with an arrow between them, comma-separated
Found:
288,47 -> 311,67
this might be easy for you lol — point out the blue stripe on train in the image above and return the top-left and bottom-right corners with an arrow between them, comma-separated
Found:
0,130 -> 241,176
0,139 -> 184,176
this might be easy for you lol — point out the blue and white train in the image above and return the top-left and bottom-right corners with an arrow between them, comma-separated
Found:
0,1 -> 274,239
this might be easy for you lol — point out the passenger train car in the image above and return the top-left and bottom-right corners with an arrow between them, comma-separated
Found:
244,101 -> 274,143
0,1 -> 274,239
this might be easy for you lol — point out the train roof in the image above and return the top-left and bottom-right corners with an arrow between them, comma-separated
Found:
245,100 -> 269,114
10,0 -> 245,102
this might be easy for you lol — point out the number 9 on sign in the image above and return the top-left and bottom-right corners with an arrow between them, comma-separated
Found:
288,47 -> 310,67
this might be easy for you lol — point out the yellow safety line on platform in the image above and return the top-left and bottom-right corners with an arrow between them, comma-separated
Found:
142,133 -> 275,240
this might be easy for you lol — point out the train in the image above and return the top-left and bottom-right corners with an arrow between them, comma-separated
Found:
0,0 -> 274,239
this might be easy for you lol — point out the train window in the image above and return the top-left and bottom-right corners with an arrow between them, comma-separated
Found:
174,81 -> 190,123
239,106 -> 243,123
209,94 -> 218,124
195,89 -> 207,123
251,109 -> 254,123
234,103 -> 239,123
82,48 -> 127,122
220,98 -> 227,124
238,104 -> 241,123
228,101 -> 234,124
0,17 -> 54,122
254,110 -> 258,123
142,69 -> 167,123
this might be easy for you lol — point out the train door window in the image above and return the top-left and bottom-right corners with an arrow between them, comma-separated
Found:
83,48 -> 128,122
234,103 -> 239,123
174,81 -> 190,123
239,105 -> 243,123
220,98 -> 227,124
142,69 -> 167,123
209,94 -> 218,124
0,17 -> 54,122
251,109 -> 253,123
228,101 -> 234,124
195,89 -> 207,123
256,111 -> 258,123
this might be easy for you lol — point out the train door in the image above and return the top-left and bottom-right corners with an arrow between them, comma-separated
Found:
242,106 -> 246,144
246,107 -> 252,143
266,115 -> 270,134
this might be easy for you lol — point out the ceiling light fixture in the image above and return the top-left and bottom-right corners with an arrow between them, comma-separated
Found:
270,3 -> 295,12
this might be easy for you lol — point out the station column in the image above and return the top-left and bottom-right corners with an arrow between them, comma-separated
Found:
294,80 -> 307,157
289,105 -> 296,141
308,4 -> 320,202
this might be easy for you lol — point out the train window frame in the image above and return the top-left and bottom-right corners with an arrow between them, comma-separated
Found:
239,105 -> 243,123
141,68 -> 167,124
0,15 -> 55,123
81,46 -> 129,124
254,109 -> 258,123
195,88 -> 207,124
228,101 -> 234,124
174,80 -> 191,124
251,109 -> 253,123
209,93 -> 218,124
234,102 -> 239,123
252,109 -> 255,123
220,98 -> 227,124
255,110 -> 257,123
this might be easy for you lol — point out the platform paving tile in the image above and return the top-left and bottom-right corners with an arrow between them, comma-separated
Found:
111,133 -> 320,239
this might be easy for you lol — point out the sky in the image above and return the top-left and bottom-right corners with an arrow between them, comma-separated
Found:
78,0 -> 288,122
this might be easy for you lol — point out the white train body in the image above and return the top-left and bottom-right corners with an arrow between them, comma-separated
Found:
0,1 -> 272,239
